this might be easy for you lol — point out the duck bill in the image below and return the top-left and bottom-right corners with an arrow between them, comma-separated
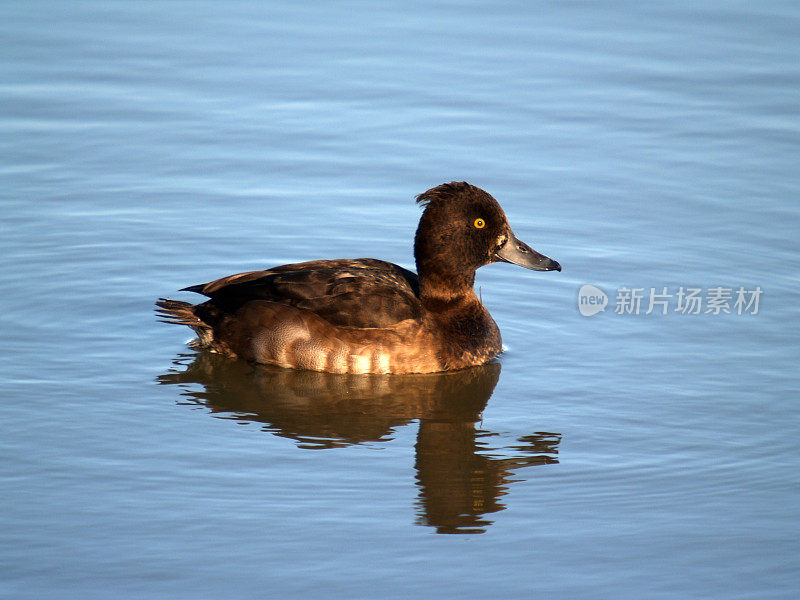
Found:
494,231 -> 561,272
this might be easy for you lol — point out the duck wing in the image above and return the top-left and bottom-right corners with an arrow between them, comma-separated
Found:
183,258 -> 423,329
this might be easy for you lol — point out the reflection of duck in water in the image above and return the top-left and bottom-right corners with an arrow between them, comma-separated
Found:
415,424 -> 559,534
159,353 -> 560,533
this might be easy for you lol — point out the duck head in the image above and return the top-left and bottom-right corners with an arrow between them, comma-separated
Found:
414,182 -> 561,294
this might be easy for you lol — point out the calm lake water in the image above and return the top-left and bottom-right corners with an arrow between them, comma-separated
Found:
2,1 -> 799,598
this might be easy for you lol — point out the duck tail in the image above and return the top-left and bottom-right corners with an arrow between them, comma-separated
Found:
155,298 -> 214,346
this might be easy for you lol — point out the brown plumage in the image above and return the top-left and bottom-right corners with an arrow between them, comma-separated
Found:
156,182 -> 561,374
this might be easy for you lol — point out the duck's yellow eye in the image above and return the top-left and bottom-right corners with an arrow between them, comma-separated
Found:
473,218 -> 486,229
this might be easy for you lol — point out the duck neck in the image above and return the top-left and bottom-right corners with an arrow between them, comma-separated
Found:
417,267 -> 479,309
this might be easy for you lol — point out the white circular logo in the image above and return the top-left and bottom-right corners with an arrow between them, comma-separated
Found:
578,284 -> 608,316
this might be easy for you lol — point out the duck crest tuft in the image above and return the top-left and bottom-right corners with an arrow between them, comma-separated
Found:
415,181 -> 480,208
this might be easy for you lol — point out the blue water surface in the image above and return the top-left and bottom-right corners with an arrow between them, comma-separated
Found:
2,2 -> 799,599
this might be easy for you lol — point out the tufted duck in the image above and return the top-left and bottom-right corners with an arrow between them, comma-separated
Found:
156,182 -> 560,373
